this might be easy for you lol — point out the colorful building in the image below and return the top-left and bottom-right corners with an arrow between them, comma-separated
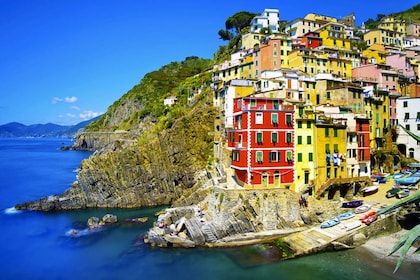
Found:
227,95 -> 295,188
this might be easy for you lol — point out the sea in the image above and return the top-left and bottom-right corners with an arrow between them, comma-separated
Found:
0,138 -> 417,280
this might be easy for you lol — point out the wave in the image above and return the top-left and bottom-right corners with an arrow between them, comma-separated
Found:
65,227 -> 104,237
4,207 -> 22,214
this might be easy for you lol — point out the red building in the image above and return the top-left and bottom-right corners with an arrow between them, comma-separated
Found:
227,96 -> 295,188
356,116 -> 371,176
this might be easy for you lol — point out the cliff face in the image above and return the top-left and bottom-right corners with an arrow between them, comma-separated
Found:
15,102 -> 217,211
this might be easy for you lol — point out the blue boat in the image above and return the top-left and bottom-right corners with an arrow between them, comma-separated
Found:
320,217 -> 340,228
342,200 -> 363,208
337,211 -> 355,220
395,176 -> 420,186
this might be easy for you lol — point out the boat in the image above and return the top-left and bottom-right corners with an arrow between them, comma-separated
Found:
337,211 -> 355,220
361,214 -> 377,225
342,200 -> 363,208
397,189 -> 410,199
359,211 -> 377,222
361,185 -> 379,196
355,204 -> 371,214
320,217 -> 340,228
341,220 -> 362,231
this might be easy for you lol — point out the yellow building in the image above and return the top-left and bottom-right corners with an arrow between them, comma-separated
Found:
313,115 -> 347,192
212,50 -> 254,89
288,23 -> 356,79
294,104 -> 316,193
362,44 -> 388,64
364,17 -> 406,48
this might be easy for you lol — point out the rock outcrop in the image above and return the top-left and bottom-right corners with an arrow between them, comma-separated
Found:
144,188 -> 341,247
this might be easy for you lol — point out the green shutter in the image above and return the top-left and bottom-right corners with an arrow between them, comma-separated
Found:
307,135 -> 311,144
286,132 -> 292,143
257,132 -> 262,144
257,151 -> 263,162
298,136 -> 302,144
272,132 -> 278,143
272,113 -> 278,124
286,114 -> 292,125
309,153 -> 313,161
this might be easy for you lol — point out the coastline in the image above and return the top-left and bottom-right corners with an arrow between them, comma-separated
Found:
351,230 -> 420,279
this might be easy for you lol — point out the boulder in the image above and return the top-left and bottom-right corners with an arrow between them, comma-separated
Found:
87,216 -> 102,229
102,214 -> 118,224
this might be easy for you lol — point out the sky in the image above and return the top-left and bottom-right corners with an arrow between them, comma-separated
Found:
1,0 -> 419,126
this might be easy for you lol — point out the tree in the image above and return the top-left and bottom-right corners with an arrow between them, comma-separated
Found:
218,11 -> 257,41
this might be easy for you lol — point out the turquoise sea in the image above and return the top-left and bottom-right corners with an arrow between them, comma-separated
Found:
0,138 -> 417,280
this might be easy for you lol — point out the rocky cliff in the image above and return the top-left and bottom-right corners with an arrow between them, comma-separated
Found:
144,188 -> 341,247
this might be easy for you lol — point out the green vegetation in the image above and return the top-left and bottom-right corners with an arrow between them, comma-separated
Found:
86,56 -> 212,131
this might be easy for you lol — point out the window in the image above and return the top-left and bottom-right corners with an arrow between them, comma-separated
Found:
326,92 -> 331,99
334,144 -> 338,153
256,112 -> 263,124
405,113 -> 409,121
256,132 -> 263,144
325,128 -> 329,137
236,99 -> 241,109
286,114 -> 292,126
286,151 -> 292,163
334,128 -> 338,137
298,136 -> 302,144
269,151 -> 281,162
286,132 -> 292,144
271,113 -> 278,125
251,99 -> 256,107
273,100 -> 279,110
271,132 -> 278,144
297,153 -> 302,162
297,121 -> 302,128
326,144 -> 330,153
307,122 -> 311,128
307,135 -> 312,144
403,101 -> 408,107
232,151 -> 240,161
417,112 -> 420,121
229,132 -> 235,143
308,152 -> 313,161
256,151 -> 263,163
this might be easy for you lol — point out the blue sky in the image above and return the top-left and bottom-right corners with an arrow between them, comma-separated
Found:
1,0 -> 419,125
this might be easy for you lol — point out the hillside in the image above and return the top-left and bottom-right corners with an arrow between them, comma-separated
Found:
0,117 -> 100,138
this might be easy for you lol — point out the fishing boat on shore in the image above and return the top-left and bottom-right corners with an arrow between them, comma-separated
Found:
341,220 -> 362,231
342,200 -> 363,208
320,217 -> 340,228
361,185 -> 379,196
355,204 -> 371,214
337,211 -> 355,220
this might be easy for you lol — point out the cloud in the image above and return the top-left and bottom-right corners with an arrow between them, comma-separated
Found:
79,110 -> 102,120
52,96 -> 78,104
70,105 -> 80,111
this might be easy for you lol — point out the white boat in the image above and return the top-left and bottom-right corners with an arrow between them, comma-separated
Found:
361,185 -> 379,195
355,204 -> 371,214
341,220 -> 362,231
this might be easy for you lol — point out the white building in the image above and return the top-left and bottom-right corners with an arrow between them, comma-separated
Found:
250,9 -> 280,34
396,96 -> 420,161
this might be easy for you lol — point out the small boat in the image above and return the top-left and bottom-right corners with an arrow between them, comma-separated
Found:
361,214 -> 377,225
361,185 -> 379,196
342,200 -> 363,208
359,211 -> 377,222
355,204 -> 371,214
341,220 -> 362,231
397,189 -> 410,199
337,211 -> 355,220
320,217 -> 340,228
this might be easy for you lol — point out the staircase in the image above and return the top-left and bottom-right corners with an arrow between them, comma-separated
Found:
202,224 -> 217,243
